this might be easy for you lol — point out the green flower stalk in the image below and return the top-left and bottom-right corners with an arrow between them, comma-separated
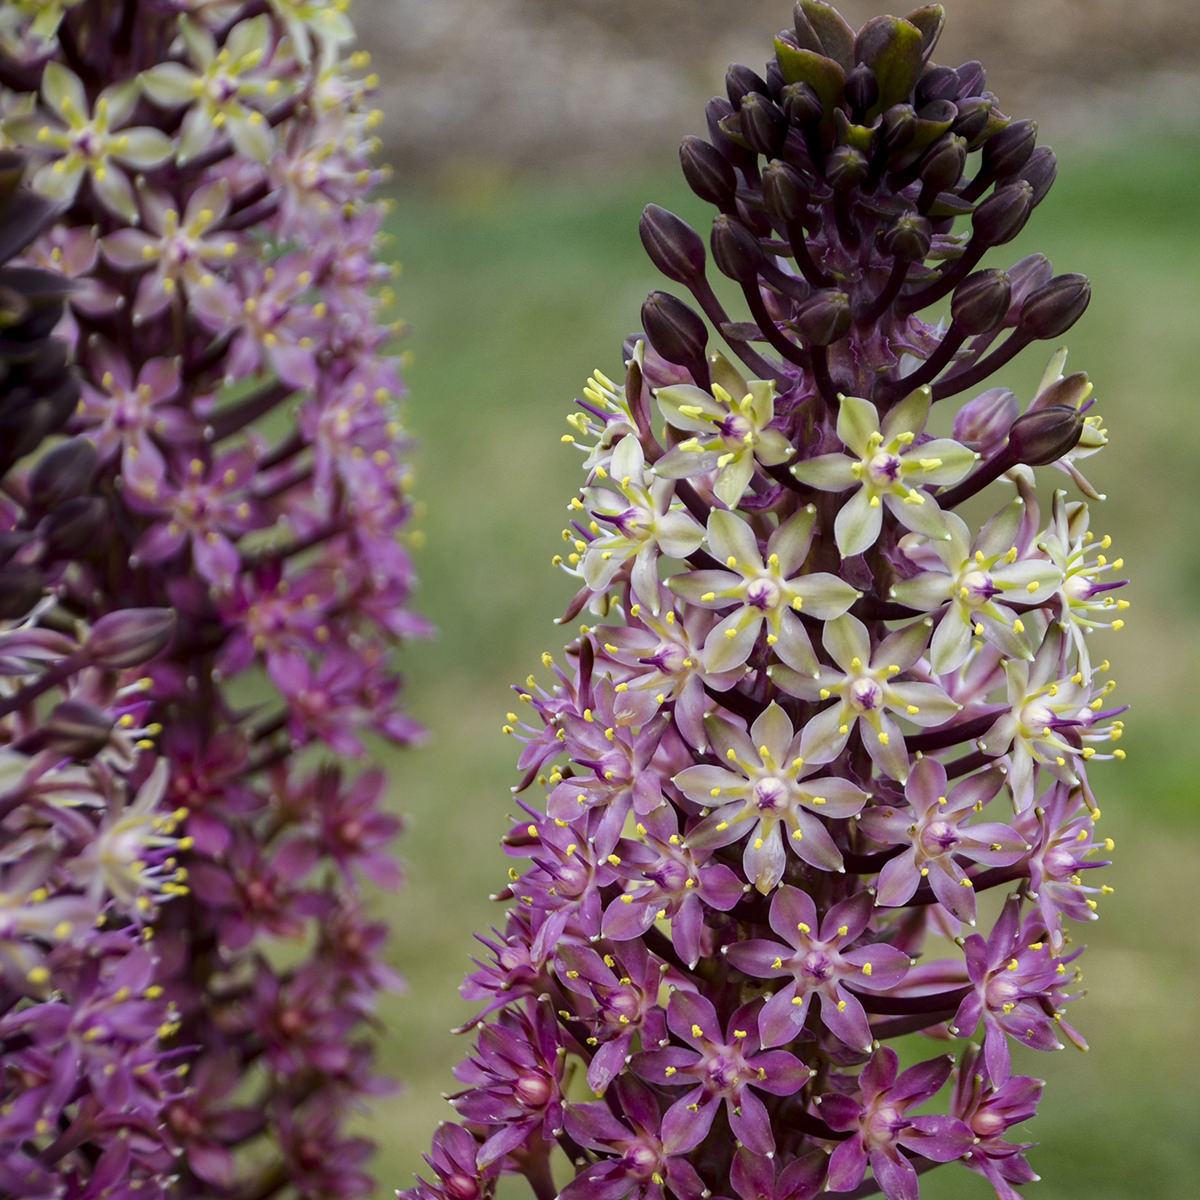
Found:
401,6 -> 1125,1200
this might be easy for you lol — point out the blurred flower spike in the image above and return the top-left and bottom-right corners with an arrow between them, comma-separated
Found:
401,5 -> 1125,1200
2,2 -> 422,1196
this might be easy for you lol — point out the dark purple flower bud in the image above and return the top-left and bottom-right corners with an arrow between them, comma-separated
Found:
880,102 -> 918,152
740,93 -> 789,157
953,386 -> 1019,452
919,132 -> 968,196
971,180 -> 1035,246
950,268 -> 1012,335
982,118 -> 1038,180
727,63 -> 770,106
915,63 -> 960,104
762,159 -> 811,222
1006,404 -> 1084,466
883,212 -> 933,260
825,144 -> 869,190
1019,273 -> 1091,339
679,136 -> 738,209
844,63 -> 879,118
39,496 -> 109,561
88,608 -> 176,668
779,81 -> 825,128
639,204 -> 707,286
1016,144 -> 1059,205
1036,370 -> 1093,411
641,291 -> 709,371
27,436 -> 99,511
955,59 -> 988,98
795,288 -> 852,345
951,96 -> 993,144
711,214 -> 765,284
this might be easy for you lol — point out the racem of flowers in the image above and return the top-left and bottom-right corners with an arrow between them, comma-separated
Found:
1,3 -> 421,1196
402,5 -> 1126,1200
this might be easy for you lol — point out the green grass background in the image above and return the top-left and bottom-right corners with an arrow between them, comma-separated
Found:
362,130 -> 1200,1197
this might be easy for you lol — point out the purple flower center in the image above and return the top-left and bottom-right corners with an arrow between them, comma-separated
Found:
625,1141 -> 660,1178
720,413 -> 753,446
801,949 -> 834,982
650,858 -> 689,893
921,819 -> 959,855
746,576 -> 780,611
705,1053 -> 742,1092
867,451 -> 902,485
754,775 -> 788,812
960,569 -> 997,606
849,676 -> 883,712
651,641 -> 689,674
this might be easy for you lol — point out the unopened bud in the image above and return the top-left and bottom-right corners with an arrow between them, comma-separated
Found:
727,63 -> 769,106
1007,404 -> 1084,466
950,269 -> 1012,335
825,145 -> 869,190
971,180 -> 1034,246
795,289 -> 852,346
88,608 -> 176,669
639,205 -> 707,286
882,213 -> 933,261
844,63 -> 879,118
1017,146 -> 1057,206
881,103 -> 918,152
679,137 -> 737,209
779,81 -> 824,128
739,93 -> 788,157
983,118 -> 1038,180
919,133 -> 968,196
953,386 -> 1018,454
1035,371 -> 1092,412
28,436 -> 99,511
951,96 -> 992,143
39,496 -> 108,561
915,64 -> 960,105
762,160 -> 812,223
710,215 -> 765,285
1019,274 -> 1090,339
641,291 -> 709,371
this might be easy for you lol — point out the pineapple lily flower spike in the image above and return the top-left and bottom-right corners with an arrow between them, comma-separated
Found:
401,5 -> 1125,1200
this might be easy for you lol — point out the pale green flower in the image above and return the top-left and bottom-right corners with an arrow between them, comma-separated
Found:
654,353 -> 794,506
790,386 -> 977,557
5,63 -> 172,220
669,506 -> 859,674
140,15 -> 287,164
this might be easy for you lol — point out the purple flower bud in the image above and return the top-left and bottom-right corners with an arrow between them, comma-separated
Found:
639,204 -> 707,285
27,435 -> 98,510
1019,272 -> 1092,338
950,268 -> 1012,335
971,180 -> 1035,246
710,213 -> 765,284
641,291 -> 710,374
88,608 -> 176,668
982,118 -> 1039,180
1006,403 -> 1085,466
739,93 -> 789,157
795,287 -> 852,344
679,136 -> 737,209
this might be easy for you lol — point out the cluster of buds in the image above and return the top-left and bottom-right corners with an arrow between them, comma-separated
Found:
1,3 -> 421,1196
403,5 -> 1125,1200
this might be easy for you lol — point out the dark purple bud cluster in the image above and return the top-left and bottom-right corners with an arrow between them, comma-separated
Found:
1,5 -> 420,1196
401,6 -> 1126,1200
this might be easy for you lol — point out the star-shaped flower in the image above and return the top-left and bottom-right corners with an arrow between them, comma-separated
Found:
790,387 -> 976,557
674,702 -> 869,887
669,506 -> 859,673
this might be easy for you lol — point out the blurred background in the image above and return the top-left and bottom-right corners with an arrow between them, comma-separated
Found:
349,1 -> 1200,1195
